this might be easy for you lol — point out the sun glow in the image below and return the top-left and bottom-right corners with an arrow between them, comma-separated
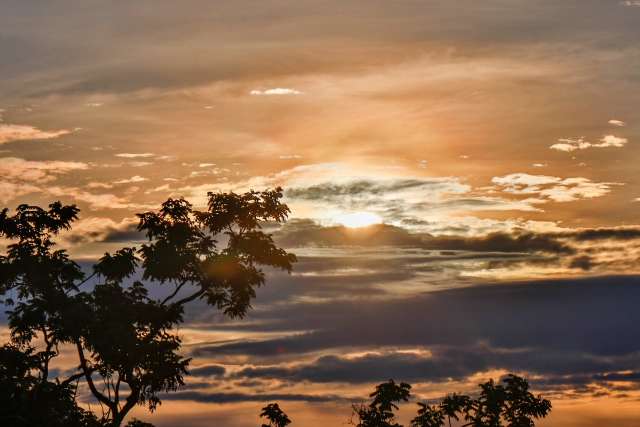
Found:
334,212 -> 383,228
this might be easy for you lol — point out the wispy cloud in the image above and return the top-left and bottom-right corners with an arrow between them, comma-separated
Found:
0,157 -> 88,183
492,173 -> 620,202
250,88 -> 303,96
115,153 -> 155,158
0,157 -> 89,203
113,175 -> 148,184
46,186 -> 150,210
550,135 -> 628,152
0,124 -> 71,145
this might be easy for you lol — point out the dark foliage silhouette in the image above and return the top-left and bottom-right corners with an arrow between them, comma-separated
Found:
0,189 -> 296,426
410,375 -> 551,427
353,375 -> 551,427
352,379 -> 412,427
260,403 -> 292,427
262,375 -> 550,427
354,375 -> 549,427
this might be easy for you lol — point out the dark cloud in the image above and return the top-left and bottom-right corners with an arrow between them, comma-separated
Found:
230,346 -> 640,390
64,220 -> 142,245
162,391 -> 346,404
275,219 -> 574,255
274,220 -> 423,248
188,364 -> 226,378
181,275 -> 640,402
285,179 -> 459,202
194,275 -> 640,359
555,227 -> 640,242
421,233 -> 574,255
569,255 -> 593,271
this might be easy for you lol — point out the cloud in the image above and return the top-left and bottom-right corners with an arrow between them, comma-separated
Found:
274,220 -> 574,254
621,1 -> 640,6
87,182 -> 114,190
115,153 -> 155,158
249,88 -> 303,96
285,178 -> 470,202
61,217 -> 141,245
162,391 -> 342,404
597,134 -> 628,148
229,345 -> 640,388
492,173 -> 619,202
492,173 -> 560,188
188,364 -> 227,378
0,157 -> 89,203
195,275 -> 640,360
553,227 -> 640,241
129,161 -> 153,167
550,135 -> 628,152
0,124 -> 71,145
46,186 -> 149,210
0,157 -> 88,183
608,119 -> 626,126
0,182 -> 40,203
114,175 -> 148,184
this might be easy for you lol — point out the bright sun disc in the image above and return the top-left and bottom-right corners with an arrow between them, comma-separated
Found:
335,212 -> 382,228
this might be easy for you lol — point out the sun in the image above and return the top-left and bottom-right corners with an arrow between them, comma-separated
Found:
334,212 -> 383,228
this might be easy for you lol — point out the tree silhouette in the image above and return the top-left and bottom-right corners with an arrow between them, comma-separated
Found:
411,403 -> 444,427
0,343 -> 102,426
411,375 -> 551,427
352,379 -> 412,427
260,403 -> 292,427
0,189 -> 296,426
349,375 -> 549,427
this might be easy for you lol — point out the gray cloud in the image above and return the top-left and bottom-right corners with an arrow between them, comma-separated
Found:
162,391 -> 346,404
194,275 -> 640,358
188,364 -> 227,378
230,346 -> 640,391
275,220 -> 574,255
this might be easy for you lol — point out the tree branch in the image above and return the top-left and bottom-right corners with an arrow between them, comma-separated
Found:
172,288 -> 205,307
161,279 -> 189,305
76,341 -> 115,412
76,272 -> 97,289
61,370 -> 90,387
41,326 -> 54,382
116,386 -> 140,426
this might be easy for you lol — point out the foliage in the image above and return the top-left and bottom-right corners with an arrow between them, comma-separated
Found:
262,376 -> 550,427
0,189 -> 296,426
0,344 -> 102,427
410,375 -> 551,427
352,375 -> 550,427
353,379 -> 412,427
260,403 -> 292,427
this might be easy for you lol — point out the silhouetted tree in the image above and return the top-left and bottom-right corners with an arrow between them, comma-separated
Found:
260,403 -> 291,427
349,375 -> 549,427
411,375 -> 551,427
0,189 -> 296,426
0,343 -> 102,426
411,403 -> 444,427
352,379 -> 412,427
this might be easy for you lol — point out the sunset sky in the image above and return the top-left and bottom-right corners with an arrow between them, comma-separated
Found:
2,1 -> 640,425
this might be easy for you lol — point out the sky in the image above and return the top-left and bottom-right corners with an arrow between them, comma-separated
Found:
1,0 -> 640,425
